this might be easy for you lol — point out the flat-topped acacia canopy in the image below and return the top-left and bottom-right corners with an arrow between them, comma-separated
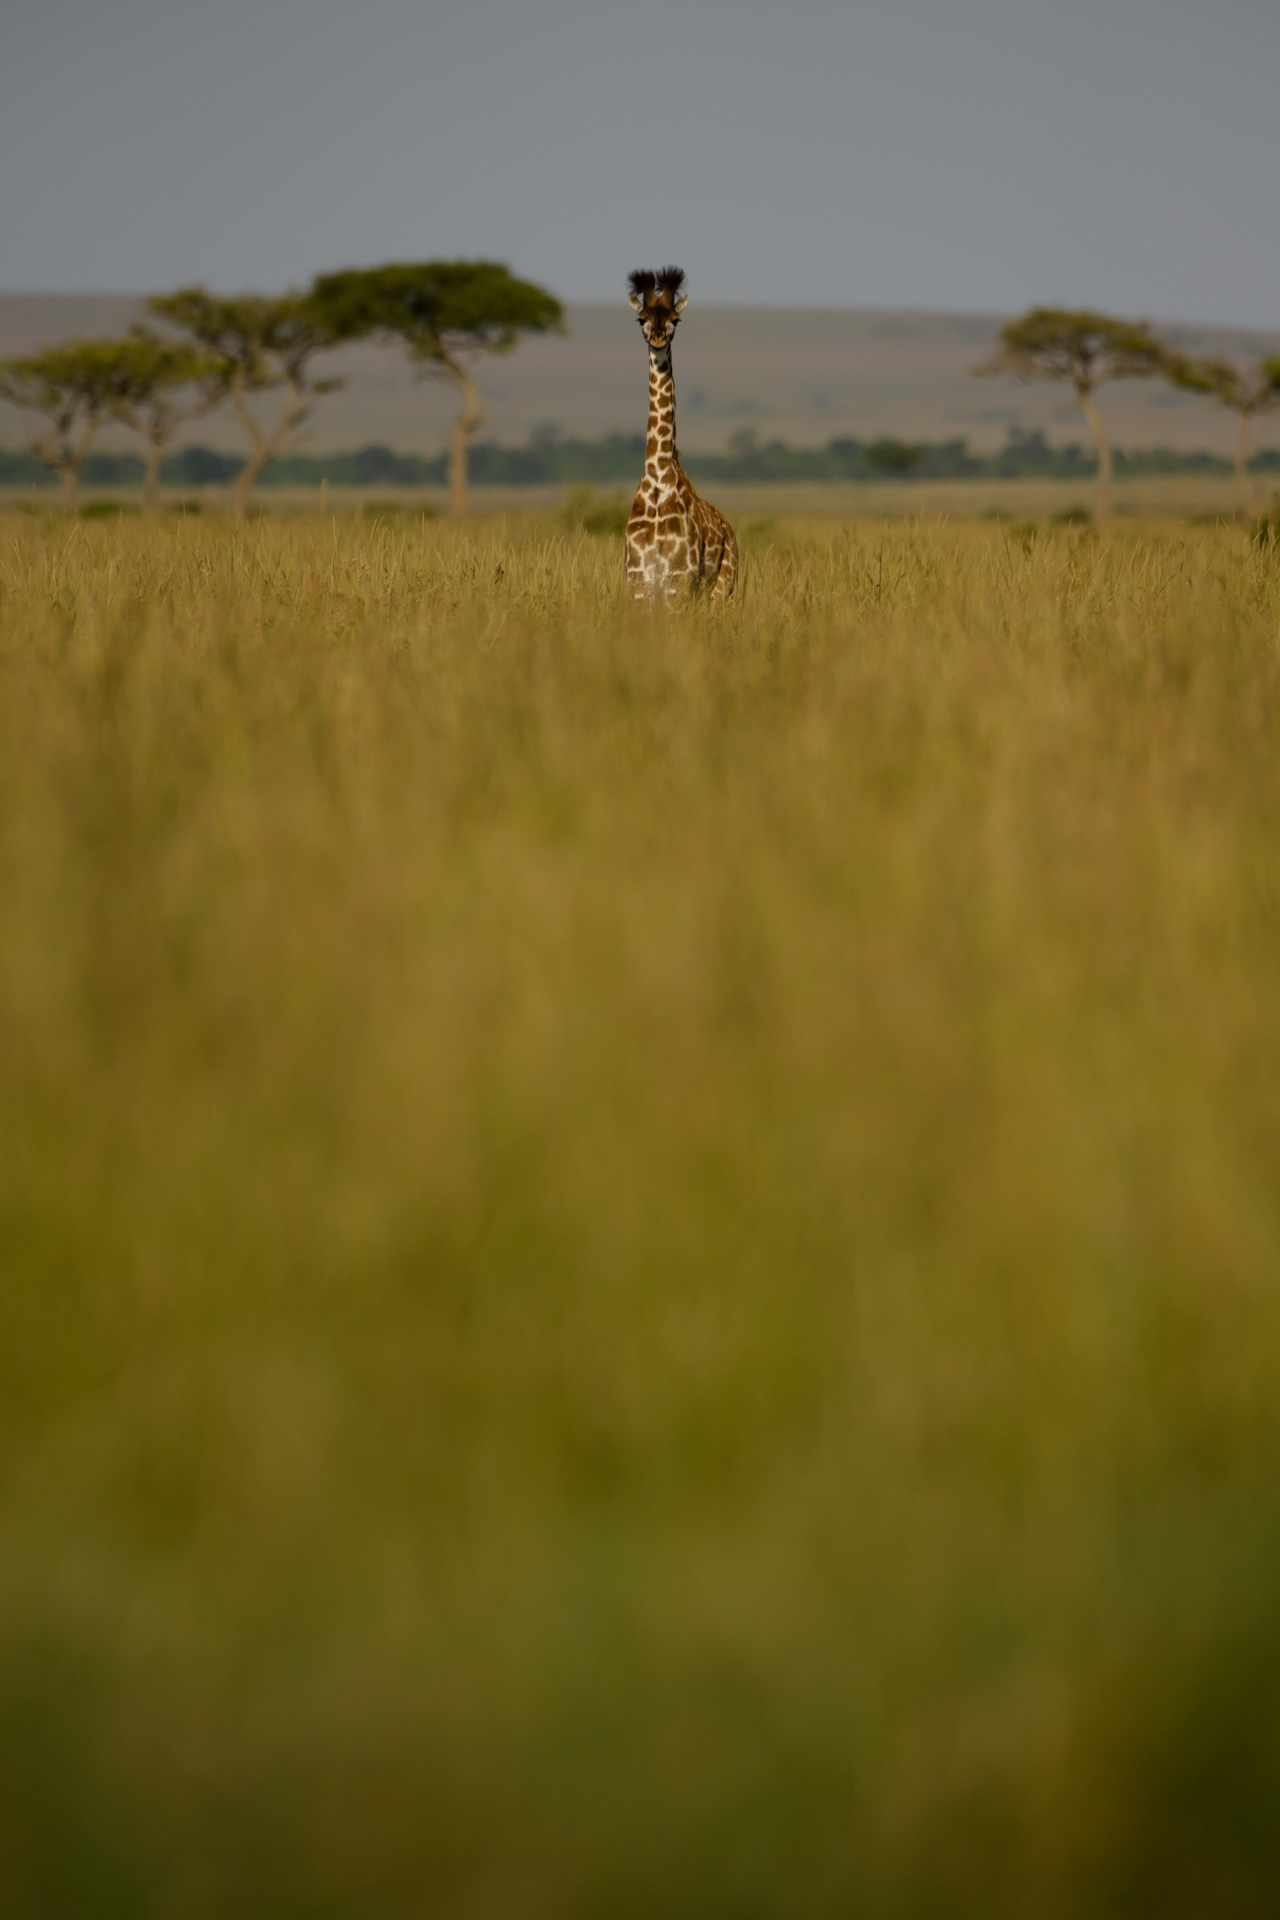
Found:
309,261 -> 563,361
307,261 -> 563,516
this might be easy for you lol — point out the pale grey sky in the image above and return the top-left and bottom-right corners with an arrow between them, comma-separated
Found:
2,0 -> 1277,325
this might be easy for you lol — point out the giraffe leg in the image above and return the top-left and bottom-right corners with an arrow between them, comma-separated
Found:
709,521 -> 739,605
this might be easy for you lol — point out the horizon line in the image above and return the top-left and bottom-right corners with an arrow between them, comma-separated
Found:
1,288 -> 1279,341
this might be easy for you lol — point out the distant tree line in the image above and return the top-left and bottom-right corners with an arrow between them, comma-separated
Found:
2,425 -> 1275,496
2,291 -> 1277,519
0,263 -> 563,517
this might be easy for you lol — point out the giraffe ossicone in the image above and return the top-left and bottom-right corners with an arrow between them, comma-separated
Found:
624,266 -> 738,604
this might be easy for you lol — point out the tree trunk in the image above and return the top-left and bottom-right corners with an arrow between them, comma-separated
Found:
142,437 -> 165,515
230,379 -> 268,522
1077,386 -> 1111,525
51,416 -> 97,514
1236,407 -> 1251,507
231,444 -> 272,522
442,354 -> 483,517
230,378 -> 307,522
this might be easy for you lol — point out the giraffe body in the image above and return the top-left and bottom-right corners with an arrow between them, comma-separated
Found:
624,268 -> 738,604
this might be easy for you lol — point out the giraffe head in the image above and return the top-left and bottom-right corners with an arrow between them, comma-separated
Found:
628,267 -> 687,351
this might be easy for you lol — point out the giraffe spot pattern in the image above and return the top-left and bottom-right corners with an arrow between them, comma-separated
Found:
623,297 -> 738,606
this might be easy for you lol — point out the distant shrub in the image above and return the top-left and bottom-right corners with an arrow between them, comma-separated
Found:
79,499 -> 140,519
1253,495 -> 1280,547
356,499 -> 443,523
864,438 -> 924,476
562,486 -> 629,536
83,454 -> 146,487
0,449 -> 56,487
161,446 -> 243,486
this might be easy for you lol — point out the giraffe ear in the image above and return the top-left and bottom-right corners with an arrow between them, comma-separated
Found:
674,295 -> 688,315
628,291 -> 644,314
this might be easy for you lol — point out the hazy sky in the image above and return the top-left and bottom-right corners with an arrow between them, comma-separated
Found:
3,0 -> 1277,325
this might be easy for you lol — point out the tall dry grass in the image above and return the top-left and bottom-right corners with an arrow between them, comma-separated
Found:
2,507 -> 1280,1916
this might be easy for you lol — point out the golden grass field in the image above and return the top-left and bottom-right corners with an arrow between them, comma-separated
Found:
2,506 -> 1280,1916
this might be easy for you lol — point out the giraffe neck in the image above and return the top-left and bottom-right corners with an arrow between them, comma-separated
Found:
645,345 -> 681,492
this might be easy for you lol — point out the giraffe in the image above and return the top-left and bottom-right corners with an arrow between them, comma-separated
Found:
625,267 -> 738,604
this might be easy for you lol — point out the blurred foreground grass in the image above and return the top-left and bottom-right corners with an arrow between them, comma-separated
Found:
2,509 -> 1280,1916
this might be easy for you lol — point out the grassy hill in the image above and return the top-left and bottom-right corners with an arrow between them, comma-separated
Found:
3,294 -> 1279,462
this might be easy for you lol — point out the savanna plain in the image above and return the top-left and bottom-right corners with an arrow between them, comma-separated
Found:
2,504 -> 1280,1918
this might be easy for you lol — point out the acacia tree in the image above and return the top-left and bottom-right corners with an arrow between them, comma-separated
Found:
309,262 -> 563,516
977,309 -> 1167,523
1162,351 -> 1280,503
0,341 -> 139,510
97,329 -> 219,512
149,288 -> 347,519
